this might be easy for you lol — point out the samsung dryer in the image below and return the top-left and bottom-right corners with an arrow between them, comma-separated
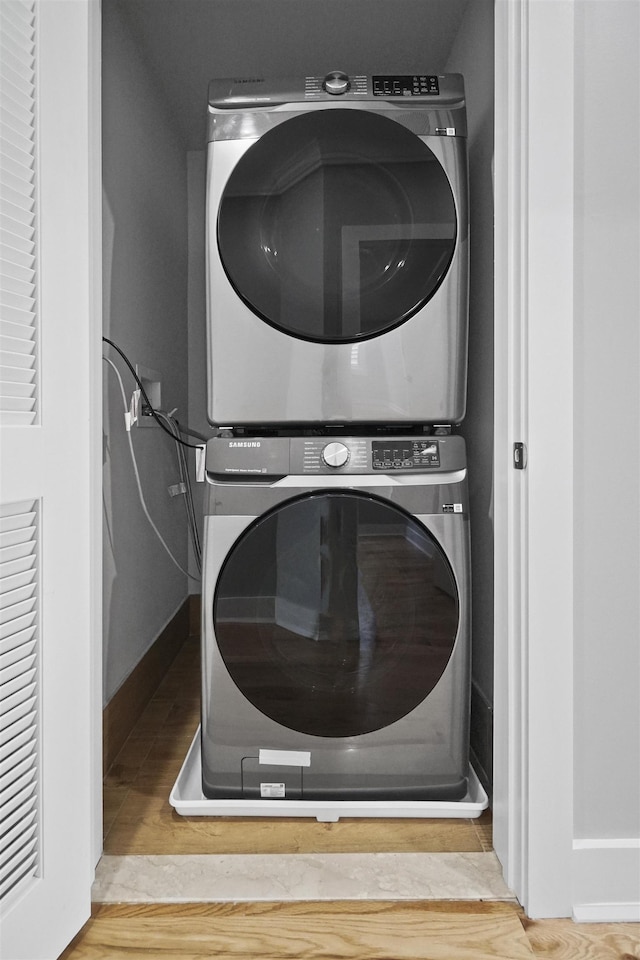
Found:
200,433 -> 471,802
206,73 -> 469,428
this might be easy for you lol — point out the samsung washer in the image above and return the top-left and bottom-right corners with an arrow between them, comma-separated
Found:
200,433 -> 471,802
206,73 -> 469,428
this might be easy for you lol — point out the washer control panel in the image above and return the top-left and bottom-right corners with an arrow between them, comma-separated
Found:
371,439 -> 440,470
206,436 -> 455,478
294,438 -> 441,474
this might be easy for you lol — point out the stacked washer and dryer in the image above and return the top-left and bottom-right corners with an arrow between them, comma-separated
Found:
199,72 -> 473,806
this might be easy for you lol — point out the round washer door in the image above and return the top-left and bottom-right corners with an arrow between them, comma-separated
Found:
217,110 -> 457,343
213,491 -> 459,738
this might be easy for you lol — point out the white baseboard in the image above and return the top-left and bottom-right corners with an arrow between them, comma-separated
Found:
573,902 -> 640,923
572,840 -> 640,922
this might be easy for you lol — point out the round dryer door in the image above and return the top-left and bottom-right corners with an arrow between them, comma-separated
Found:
217,110 -> 457,343
213,491 -> 459,738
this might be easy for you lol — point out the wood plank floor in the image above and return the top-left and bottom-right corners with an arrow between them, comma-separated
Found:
60,901 -> 640,960
61,901 -> 535,959
102,637 -> 492,857
74,638 -> 640,960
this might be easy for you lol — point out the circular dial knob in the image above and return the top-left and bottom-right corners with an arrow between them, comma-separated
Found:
323,71 -> 350,96
322,441 -> 350,468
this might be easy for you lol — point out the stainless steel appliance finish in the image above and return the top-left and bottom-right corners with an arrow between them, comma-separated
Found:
206,73 -> 469,427
201,434 -> 471,802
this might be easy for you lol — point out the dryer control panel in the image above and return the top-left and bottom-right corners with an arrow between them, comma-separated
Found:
372,75 -> 440,97
308,73 -> 440,99
208,73 -> 465,110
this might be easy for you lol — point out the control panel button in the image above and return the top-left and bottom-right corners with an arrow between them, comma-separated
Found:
323,71 -> 350,95
322,441 -> 350,468
371,439 -> 440,470
372,74 -> 440,97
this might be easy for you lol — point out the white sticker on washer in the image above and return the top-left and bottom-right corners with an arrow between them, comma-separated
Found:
259,748 -> 311,767
260,782 -> 286,798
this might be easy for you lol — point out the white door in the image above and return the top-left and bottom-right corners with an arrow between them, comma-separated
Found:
0,2 -> 101,958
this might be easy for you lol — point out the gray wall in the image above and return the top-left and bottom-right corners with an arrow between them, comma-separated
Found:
102,0 -> 190,702
573,0 -> 640,839
114,0 -> 472,151
446,0 -> 495,788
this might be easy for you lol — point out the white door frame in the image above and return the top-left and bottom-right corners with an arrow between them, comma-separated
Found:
87,0 -> 104,870
493,0 -> 575,918
81,0 -> 577,923
86,0 -> 578,921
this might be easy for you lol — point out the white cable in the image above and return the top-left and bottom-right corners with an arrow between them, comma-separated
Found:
155,409 -> 202,574
103,356 -> 199,582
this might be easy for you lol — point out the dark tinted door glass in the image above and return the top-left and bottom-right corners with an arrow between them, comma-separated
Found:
214,492 -> 459,738
218,110 -> 457,343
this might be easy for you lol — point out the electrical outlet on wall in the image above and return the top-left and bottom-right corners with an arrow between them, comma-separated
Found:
168,482 -> 187,497
135,363 -> 162,426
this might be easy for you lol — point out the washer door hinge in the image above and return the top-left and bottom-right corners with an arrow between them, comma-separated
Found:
513,442 -> 527,470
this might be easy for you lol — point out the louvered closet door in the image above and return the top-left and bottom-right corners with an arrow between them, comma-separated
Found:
0,500 -> 39,897
0,0 -> 37,427
0,2 -> 100,958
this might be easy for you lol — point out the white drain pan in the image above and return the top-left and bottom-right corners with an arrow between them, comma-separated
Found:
170,729 -> 488,823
